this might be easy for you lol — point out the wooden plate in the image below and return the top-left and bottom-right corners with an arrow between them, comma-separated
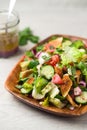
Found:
5,34 -> 87,117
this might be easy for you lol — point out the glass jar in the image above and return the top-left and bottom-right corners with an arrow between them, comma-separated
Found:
0,10 -> 20,58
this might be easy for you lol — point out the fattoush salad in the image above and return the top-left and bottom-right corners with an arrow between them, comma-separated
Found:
16,36 -> 87,110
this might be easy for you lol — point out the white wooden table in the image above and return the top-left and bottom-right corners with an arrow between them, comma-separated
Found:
0,0 -> 87,130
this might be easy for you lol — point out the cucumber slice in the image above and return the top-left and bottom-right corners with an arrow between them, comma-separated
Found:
40,65 -> 54,80
49,98 -> 65,108
21,83 -> 33,94
21,88 -> 32,94
75,91 -> 87,104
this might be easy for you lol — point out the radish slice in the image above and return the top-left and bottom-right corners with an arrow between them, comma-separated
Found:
74,86 -> 82,96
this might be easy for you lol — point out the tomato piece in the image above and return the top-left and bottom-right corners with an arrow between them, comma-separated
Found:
52,74 -> 63,84
52,55 -> 60,63
47,55 -> 60,66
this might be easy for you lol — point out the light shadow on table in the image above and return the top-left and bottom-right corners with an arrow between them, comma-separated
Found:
12,95 -> 87,124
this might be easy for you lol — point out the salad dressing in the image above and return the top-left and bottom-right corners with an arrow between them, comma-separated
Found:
0,10 -> 19,58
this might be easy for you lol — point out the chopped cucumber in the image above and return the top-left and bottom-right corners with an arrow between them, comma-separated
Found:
40,65 -> 54,80
21,83 -> 33,94
75,91 -> 87,104
32,86 -> 45,99
49,98 -> 65,108
21,88 -> 31,94
16,85 -> 23,89
41,82 -> 53,95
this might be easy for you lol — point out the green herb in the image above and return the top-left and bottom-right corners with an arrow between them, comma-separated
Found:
19,27 -> 40,46
71,40 -> 84,48
42,55 -> 51,61
55,94 -> 65,101
55,48 -> 64,54
28,60 -> 39,69
80,86 -> 87,91
36,45 -> 44,52
17,77 -> 28,85
25,51 -> 34,58
63,37 -> 71,42
78,62 -> 87,82
28,35 -> 39,43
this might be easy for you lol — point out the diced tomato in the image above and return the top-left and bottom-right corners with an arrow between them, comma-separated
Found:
52,74 -> 63,84
47,55 -> 60,66
52,55 -> 60,63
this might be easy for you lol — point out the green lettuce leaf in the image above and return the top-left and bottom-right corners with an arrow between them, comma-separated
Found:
61,46 -> 84,65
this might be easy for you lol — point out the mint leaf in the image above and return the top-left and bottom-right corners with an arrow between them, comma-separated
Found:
25,51 -> 34,58
19,27 -> 40,46
28,60 -> 39,69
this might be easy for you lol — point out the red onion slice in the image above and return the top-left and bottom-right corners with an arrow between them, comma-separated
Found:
79,81 -> 86,87
35,51 -> 42,58
32,49 -> 37,55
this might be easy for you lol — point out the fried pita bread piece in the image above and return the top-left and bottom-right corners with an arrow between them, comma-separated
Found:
48,37 -> 63,48
75,70 -> 81,83
60,74 -> 72,97
20,70 -> 33,79
44,37 -> 63,52
27,77 -> 34,84
54,66 -> 63,77
67,94 -> 79,107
